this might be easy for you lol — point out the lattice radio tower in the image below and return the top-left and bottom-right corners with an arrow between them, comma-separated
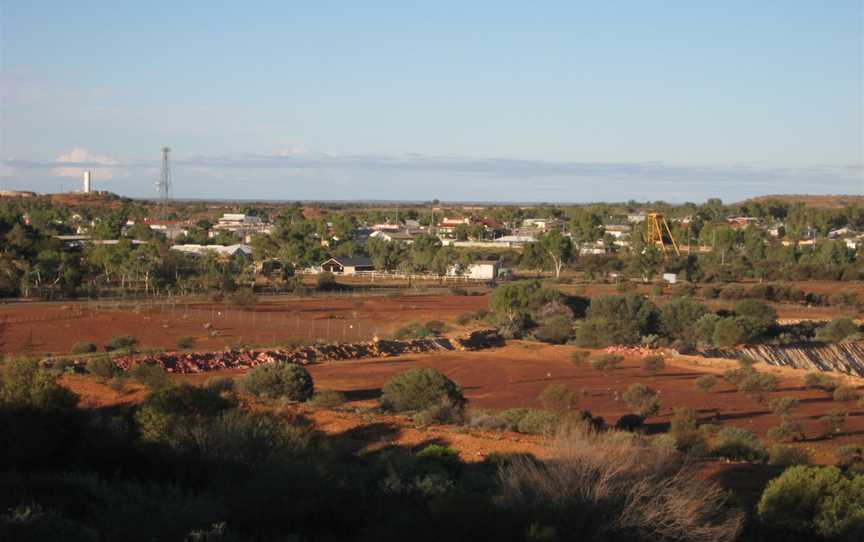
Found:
155,146 -> 172,218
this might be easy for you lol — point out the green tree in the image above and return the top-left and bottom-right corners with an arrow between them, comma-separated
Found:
757,465 -> 864,540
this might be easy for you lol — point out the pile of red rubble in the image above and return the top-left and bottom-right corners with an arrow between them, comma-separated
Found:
603,345 -> 660,357
102,329 -> 502,374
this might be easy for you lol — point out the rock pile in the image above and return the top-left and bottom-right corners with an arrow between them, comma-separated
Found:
102,329 -> 503,374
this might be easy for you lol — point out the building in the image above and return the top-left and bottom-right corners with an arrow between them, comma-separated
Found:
369,230 -> 417,244
448,260 -> 502,280
604,224 -> 631,239
320,256 -> 375,275
828,227 -> 856,239
211,213 -> 271,241
170,244 -> 252,258
727,217 -> 759,229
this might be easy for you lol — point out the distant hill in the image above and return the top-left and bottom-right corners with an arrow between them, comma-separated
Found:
739,194 -> 864,209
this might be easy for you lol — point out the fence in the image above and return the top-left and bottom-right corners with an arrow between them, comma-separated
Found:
299,269 -> 488,282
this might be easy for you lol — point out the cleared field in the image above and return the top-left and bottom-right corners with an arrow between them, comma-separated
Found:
0,293 -> 489,355
304,343 -> 864,463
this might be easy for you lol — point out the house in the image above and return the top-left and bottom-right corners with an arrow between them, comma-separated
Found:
369,230 -> 416,244
371,222 -> 402,232
578,242 -> 609,255
828,227 -> 856,239
448,260 -> 502,280
211,213 -> 271,241
627,214 -> 646,224
320,256 -> 375,275
727,217 -> 759,229
493,234 -> 537,247
767,223 -> 785,238
604,224 -> 631,239
170,244 -> 252,258
521,218 -> 557,231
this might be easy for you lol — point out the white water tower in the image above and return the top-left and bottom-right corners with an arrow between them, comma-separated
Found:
83,170 -> 92,193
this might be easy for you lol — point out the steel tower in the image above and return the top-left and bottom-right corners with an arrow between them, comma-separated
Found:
155,147 -> 171,217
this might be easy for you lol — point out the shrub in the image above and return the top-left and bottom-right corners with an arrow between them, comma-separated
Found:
833,385 -> 859,402
498,426 -> 744,542
449,286 -> 468,296
129,362 -> 172,392
815,317 -> 860,342
229,288 -> 258,308
316,271 -> 338,291
615,413 -> 644,432
310,389 -> 346,408
515,409 -> 560,435
769,396 -> 800,416
392,321 -> 426,339
723,366 -> 755,386
737,372 -> 779,402
424,320 -> 447,335
804,371 -> 837,393
695,374 -> 717,392
413,397 -> 465,426
135,383 -> 236,442
105,335 -> 139,352
835,444 -> 864,473
591,353 -> 623,373
538,384 -> 578,412
87,356 -> 119,379
176,336 -> 196,349
454,312 -> 473,326
756,465 -> 864,540
712,427 -> 767,461
380,368 -> 465,413
640,354 -> 666,375
0,359 -> 81,469
532,315 -> 573,344
70,341 -> 98,355
239,363 -> 314,402
621,383 -> 661,418
416,444 -> 461,472
768,445 -> 811,467
204,376 -> 236,395
570,350 -> 590,367
820,409 -> 848,438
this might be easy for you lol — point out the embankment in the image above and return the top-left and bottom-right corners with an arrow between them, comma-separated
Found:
704,341 -> 864,377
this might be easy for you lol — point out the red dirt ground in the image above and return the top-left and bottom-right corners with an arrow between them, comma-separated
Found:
0,293 -> 489,356
302,343 -> 864,463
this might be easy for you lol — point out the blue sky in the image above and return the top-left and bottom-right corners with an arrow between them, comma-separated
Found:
1,1 -> 861,202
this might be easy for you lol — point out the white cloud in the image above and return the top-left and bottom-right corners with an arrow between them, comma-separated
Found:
53,148 -> 119,181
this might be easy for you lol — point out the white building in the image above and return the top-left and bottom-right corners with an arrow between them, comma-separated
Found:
171,244 -> 252,258
448,260 -> 501,280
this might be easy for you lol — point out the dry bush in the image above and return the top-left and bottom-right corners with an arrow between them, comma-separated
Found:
496,425 -> 743,542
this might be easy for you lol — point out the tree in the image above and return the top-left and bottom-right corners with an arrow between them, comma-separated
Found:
659,297 -> 708,343
757,466 -> 864,540
537,230 -> 573,278
576,294 -> 658,347
489,281 -> 558,324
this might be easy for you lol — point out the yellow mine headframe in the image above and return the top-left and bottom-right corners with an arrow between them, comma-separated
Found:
646,212 -> 680,256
